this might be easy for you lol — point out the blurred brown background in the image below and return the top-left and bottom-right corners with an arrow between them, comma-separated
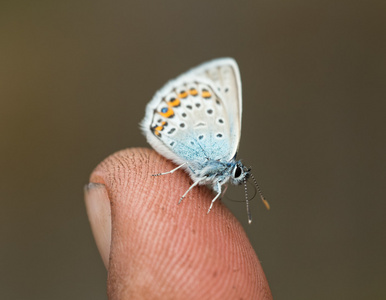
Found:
1,0 -> 385,299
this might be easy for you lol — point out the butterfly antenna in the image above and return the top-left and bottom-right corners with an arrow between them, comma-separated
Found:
250,173 -> 270,210
243,177 -> 252,224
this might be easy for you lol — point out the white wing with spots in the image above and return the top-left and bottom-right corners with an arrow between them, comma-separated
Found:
141,58 -> 242,168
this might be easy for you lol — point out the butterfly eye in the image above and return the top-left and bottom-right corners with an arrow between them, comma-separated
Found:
234,166 -> 242,178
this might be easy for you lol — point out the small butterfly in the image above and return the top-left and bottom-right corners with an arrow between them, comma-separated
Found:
141,58 -> 269,223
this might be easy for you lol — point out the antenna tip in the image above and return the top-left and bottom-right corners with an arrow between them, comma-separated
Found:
262,198 -> 270,210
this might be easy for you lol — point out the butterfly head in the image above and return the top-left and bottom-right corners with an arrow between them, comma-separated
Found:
228,161 -> 270,224
230,162 -> 251,185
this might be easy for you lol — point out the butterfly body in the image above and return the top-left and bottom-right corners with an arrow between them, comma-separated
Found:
141,58 -> 267,223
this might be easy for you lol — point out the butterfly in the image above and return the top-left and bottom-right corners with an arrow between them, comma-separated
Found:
141,58 -> 269,223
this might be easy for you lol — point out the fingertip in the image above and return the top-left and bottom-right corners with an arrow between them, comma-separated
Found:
86,148 -> 272,299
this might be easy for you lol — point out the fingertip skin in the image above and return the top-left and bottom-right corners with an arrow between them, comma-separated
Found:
89,148 -> 272,300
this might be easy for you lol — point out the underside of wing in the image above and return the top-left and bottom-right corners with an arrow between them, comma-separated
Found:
141,58 -> 242,167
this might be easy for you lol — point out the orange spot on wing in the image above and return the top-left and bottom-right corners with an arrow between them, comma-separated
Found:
168,98 -> 180,107
179,91 -> 188,98
202,90 -> 211,99
153,121 -> 167,136
189,89 -> 198,96
159,107 -> 174,118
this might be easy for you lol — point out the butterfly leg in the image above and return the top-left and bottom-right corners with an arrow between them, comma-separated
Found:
207,182 -> 222,214
221,184 -> 228,198
152,162 -> 188,176
178,179 -> 203,204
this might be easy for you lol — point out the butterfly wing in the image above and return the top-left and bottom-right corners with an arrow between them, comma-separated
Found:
141,58 -> 242,167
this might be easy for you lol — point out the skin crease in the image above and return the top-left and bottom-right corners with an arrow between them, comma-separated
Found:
85,148 -> 272,300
